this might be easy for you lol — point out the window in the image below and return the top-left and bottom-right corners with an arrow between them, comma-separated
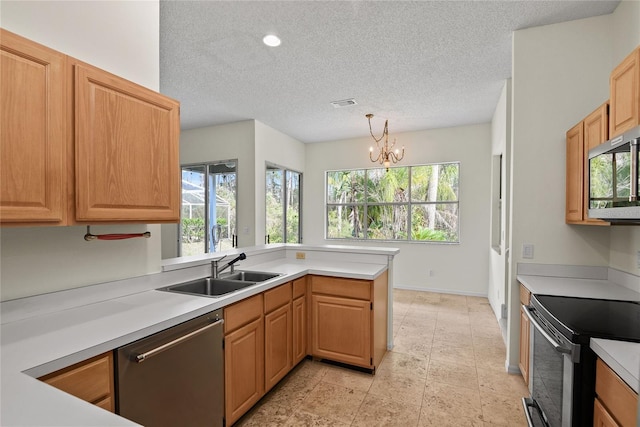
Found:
266,163 -> 302,243
326,163 -> 459,242
180,161 -> 237,256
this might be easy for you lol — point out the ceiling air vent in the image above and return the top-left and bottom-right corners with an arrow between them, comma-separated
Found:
330,98 -> 357,108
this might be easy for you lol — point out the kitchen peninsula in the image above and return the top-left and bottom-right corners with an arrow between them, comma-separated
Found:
0,244 -> 397,426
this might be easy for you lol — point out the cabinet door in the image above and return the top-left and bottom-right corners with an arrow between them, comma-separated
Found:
610,47 -> 639,138
225,317 -> 264,426
0,29 -> 67,224
593,398 -> 620,427
311,294 -> 371,368
518,306 -> 530,386
583,103 -> 609,225
292,296 -> 306,365
264,303 -> 292,392
566,121 -> 584,223
74,61 -> 180,222
39,352 -> 114,412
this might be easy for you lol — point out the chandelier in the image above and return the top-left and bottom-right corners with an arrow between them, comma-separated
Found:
366,114 -> 404,170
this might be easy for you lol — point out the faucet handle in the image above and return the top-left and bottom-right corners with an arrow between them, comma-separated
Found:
212,255 -> 227,264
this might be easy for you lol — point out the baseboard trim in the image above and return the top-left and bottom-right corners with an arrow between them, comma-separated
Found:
393,284 -> 487,298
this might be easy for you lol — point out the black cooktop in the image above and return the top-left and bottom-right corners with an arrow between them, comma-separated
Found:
531,294 -> 640,345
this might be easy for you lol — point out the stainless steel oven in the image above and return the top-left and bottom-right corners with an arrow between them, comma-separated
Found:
522,303 -> 581,427
522,294 -> 640,427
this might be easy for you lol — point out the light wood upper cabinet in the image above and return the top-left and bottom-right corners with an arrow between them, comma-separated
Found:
0,29 -> 68,224
583,103 -> 609,225
610,46 -> 640,138
0,29 -> 180,226
565,102 -> 609,225
39,352 -> 115,412
566,121 -> 584,223
73,61 -> 180,222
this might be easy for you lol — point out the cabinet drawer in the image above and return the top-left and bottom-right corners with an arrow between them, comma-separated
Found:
264,282 -> 292,313
292,277 -> 306,299
595,358 -> 638,427
40,352 -> 113,406
519,283 -> 531,306
310,275 -> 371,300
225,293 -> 263,333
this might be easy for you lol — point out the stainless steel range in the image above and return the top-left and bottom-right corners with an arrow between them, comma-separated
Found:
522,295 -> 640,427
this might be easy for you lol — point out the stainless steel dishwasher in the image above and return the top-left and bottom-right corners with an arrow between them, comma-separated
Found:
116,310 -> 224,427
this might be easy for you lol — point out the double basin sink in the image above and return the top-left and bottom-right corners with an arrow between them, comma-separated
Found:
160,270 -> 282,298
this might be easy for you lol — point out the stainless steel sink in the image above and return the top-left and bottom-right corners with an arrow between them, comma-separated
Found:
161,277 -> 257,297
221,270 -> 281,282
159,270 -> 281,298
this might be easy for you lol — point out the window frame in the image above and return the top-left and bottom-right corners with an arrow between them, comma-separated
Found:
325,162 -> 460,244
265,162 -> 303,244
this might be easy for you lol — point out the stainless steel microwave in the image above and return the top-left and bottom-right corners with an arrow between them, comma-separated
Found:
588,125 -> 640,223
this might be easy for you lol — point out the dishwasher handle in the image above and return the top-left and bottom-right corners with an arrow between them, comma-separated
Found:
135,318 -> 224,363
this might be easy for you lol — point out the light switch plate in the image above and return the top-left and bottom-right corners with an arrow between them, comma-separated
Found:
522,244 -> 534,259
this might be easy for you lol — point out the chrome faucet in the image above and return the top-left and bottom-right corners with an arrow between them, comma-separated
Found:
211,253 -> 246,278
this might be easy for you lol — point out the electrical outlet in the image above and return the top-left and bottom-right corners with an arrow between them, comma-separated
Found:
296,252 -> 306,260
522,243 -> 534,259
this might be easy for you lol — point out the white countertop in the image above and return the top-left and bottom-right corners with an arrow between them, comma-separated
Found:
1,246 -> 393,426
516,275 -> 640,301
590,338 -> 640,394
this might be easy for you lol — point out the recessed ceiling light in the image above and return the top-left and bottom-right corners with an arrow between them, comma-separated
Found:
263,34 -> 281,47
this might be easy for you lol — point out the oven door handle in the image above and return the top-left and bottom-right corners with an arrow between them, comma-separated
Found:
522,397 -> 550,427
522,305 -> 572,356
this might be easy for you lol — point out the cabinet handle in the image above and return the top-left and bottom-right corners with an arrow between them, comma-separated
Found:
135,319 -> 224,363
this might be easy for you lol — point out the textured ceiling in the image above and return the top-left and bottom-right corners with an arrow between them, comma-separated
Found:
160,1 -> 620,143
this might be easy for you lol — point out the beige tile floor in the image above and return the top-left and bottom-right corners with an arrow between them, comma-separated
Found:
236,289 -> 529,427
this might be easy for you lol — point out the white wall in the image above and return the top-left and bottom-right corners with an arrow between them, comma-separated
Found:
609,1 -> 640,276
254,121 -> 306,244
176,121 -> 256,251
488,80 -> 511,320
506,8 -> 640,370
0,1 -> 161,302
163,120 -> 306,258
304,123 -> 492,296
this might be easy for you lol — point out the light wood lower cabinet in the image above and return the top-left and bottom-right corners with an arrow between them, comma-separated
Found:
292,294 -> 306,365
39,352 -> 114,412
309,271 -> 388,370
594,358 -> 638,427
312,294 -> 371,367
264,282 -> 292,392
593,398 -> 620,427
224,294 -> 265,426
518,283 -> 531,386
